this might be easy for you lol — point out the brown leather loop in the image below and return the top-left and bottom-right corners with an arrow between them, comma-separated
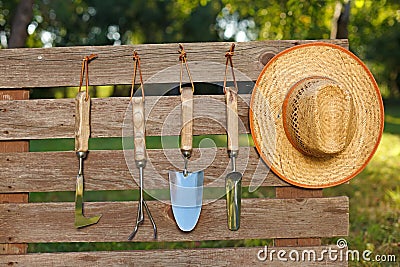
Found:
130,50 -> 145,101
178,43 -> 195,93
223,43 -> 238,94
78,54 -> 97,101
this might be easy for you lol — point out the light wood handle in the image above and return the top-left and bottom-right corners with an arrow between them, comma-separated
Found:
75,91 -> 91,152
180,87 -> 193,155
225,87 -> 239,152
132,97 -> 147,162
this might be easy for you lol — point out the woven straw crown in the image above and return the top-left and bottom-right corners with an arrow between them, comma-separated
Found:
250,43 -> 384,188
283,77 -> 356,157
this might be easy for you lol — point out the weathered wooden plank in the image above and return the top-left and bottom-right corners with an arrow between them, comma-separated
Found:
0,95 -> 251,140
0,246 -> 348,266
0,40 -> 348,89
275,187 -> 323,247
0,147 -> 288,193
276,187 -> 324,199
0,197 -> 349,243
0,89 -> 29,256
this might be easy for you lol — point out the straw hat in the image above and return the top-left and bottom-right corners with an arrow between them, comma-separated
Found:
250,42 -> 384,188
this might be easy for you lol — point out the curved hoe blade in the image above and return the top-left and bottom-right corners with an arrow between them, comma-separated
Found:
75,173 -> 102,228
169,170 -> 204,232
75,214 -> 102,228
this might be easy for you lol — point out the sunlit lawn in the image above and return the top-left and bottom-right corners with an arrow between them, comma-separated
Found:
325,132 -> 400,266
324,101 -> 400,266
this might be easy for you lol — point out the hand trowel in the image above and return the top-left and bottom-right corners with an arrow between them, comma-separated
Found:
169,86 -> 204,232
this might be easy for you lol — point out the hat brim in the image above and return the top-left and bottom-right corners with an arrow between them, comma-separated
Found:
250,42 -> 384,188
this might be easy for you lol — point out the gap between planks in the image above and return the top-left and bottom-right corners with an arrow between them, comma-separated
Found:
274,187 -> 324,247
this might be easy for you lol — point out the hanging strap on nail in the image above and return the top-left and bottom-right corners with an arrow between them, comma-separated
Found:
223,43 -> 238,94
178,43 -> 195,93
129,51 -> 147,164
224,44 -> 239,153
75,54 -> 97,152
130,51 -> 145,102
78,54 -> 97,102
178,44 -> 194,160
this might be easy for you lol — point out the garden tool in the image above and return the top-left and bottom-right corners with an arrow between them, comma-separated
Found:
128,52 -> 157,240
169,86 -> 204,232
225,86 -> 242,231
74,91 -> 102,228
224,44 -> 242,231
169,45 -> 204,232
127,96 -> 157,240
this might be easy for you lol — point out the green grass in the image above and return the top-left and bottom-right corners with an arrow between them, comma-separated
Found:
325,133 -> 400,266
323,99 -> 400,266
29,134 -> 252,152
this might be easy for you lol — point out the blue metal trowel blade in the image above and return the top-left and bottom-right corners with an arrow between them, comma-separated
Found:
169,170 -> 204,232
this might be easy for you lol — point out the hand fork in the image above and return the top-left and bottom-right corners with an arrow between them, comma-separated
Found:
128,96 -> 157,240
127,163 -> 157,240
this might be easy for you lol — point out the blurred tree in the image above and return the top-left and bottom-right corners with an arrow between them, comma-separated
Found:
216,0 -> 335,41
216,0 -> 400,97
21,0 -> 221,47
331,0 -> 350,39
9,0 -> 34,48
348,0 -> 400,98
0,0 -> 399,98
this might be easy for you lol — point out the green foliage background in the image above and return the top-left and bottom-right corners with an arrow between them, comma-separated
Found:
1,0 -> 399,97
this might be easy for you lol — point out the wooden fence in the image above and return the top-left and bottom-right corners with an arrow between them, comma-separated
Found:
0,40 -> 348,266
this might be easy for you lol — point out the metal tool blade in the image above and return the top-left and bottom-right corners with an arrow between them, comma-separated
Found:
169,170 -> 204,232
226,171 -> 242,231
74,153 -> 102,228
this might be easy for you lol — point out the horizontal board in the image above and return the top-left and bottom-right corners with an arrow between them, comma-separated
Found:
0,95 -> 251,140
0,148 -> 288,193
0,246 -> 347,266
0,40 -> 348,89
0,197 -> 349,243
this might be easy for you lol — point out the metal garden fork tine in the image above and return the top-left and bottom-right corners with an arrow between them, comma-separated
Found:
127,157 -> 157,240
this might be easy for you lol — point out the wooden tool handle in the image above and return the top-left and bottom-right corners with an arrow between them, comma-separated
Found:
225,86 -> 239,152
75,91 -> 91,152
180,87 -> 193,155
132,96 -> 147,162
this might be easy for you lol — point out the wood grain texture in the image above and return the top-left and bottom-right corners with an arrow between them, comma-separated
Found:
275,187 -> 324,247
0,40 -> 348,89
132,96 -> 146,162
0,197 -> 349,243
0,246 -> 348,266
0,90 -> 29,255
0,194 -> 28,203
74,92 -> 91,152
0,147 -> 288,193
180,87 -> 193,153
276,187 -> 323,199
226,86 -> 239,152
0,95 -> 251,140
